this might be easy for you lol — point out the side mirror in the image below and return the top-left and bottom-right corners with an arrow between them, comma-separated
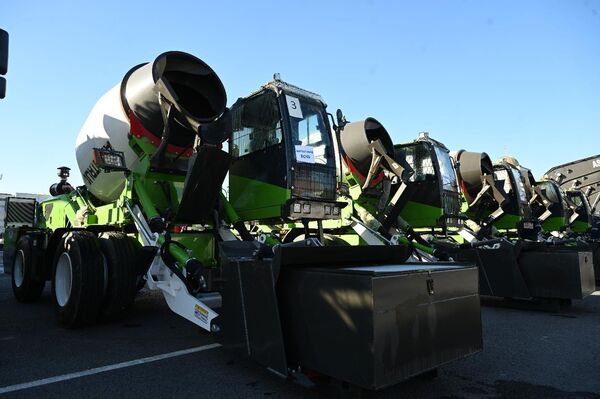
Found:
0,29 -> 8,99
336,109 -> 348,130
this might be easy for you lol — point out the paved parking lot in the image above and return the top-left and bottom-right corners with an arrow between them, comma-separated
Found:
1,253 -> 599,398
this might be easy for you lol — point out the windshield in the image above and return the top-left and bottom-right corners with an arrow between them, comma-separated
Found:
494,167 -> 528,203
402,143 -> 435,182
510,168 -> 529,203
538,181 -> 560,204
231,90 -> 282,157
569,192 -> 583,207
285,95 -> 334,166
434,146 -> 458,192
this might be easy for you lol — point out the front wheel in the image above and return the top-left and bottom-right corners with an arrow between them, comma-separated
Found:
52,231 -> 105,328
11,236 -> 45,303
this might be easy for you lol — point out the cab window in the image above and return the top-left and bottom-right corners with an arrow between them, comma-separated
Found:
231,91 -> 282,157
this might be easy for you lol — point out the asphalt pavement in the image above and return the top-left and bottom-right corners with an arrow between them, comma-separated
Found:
1,252 -> 599,398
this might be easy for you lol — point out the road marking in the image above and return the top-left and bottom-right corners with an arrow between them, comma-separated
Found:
0,343 -> 222,394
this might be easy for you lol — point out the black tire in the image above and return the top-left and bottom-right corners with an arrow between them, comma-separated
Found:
98,232 -> 138,321
11,236 -> 45,303
51,231 -> 105,328
419,368 -> 439,379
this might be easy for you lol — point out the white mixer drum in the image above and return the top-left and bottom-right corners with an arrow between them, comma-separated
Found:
75,51 -> 227,203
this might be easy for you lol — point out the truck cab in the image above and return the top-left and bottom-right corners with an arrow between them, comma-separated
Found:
491,161 -> 537,237
529,180 -> 569,232
565,189 -> 593,233
395,133 -> 462,229
228,78 -> 344,223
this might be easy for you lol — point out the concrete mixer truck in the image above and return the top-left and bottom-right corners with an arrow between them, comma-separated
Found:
449,152 -> 595,303
338,129 -> 595,305
545,155 -> 600,286
4,52 -> 484,394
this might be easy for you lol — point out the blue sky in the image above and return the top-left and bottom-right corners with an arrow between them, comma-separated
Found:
1,0 -> 599,194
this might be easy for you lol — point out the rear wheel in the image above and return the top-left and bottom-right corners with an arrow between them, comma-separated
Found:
52,231 -> 104,328
98,232 -> 138,321
11,236 -> 45,303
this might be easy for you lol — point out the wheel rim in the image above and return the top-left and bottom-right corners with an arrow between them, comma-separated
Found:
55,252 -> 73,307
13,250 -> 25,288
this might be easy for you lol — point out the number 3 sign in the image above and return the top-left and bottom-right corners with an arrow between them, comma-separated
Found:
286,95 -> 303,119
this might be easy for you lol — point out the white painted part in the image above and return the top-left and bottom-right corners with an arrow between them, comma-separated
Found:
126,203 -> 158,246
218,226 -> 238,241
144,256 -> 164,291
13,250 -> 24,288
285,95 -> 303,118
458,229 -> 477,243
125,201 -> 219,331
413,249 -> 436,262
146,268 -> 219,332
0,343 -> 222,395
294,145 -> 315,164
75,84 -> 141,203
55,252 -> 73,307
349,219 -> 388,245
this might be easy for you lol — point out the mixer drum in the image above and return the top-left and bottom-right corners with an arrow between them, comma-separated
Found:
75,51 -> 226,203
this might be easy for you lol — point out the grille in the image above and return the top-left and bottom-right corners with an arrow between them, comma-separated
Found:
6,198 -> 36,226
442,191 -> 463,227
292,163 -> 336,200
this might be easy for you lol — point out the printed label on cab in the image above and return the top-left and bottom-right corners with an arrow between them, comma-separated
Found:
523,222 -> 534,230
295,145 -> 315,164
286,95 -> 303,119
194,304 -> 209,324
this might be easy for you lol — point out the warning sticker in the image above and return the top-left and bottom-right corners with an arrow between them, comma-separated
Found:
295,145 -> 315,164
194,304 -> 209,324
286,95 -> 303,119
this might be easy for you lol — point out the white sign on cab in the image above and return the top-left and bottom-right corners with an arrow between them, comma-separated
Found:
295,145 -> 315,164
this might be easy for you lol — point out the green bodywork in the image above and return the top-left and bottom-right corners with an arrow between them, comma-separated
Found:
399,201 -> 444,229
34,133 -> 223,272
571,220 -> 590,234
491,213 -> 521,231
229,175 -> 291,221
541,216 -> 566,233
